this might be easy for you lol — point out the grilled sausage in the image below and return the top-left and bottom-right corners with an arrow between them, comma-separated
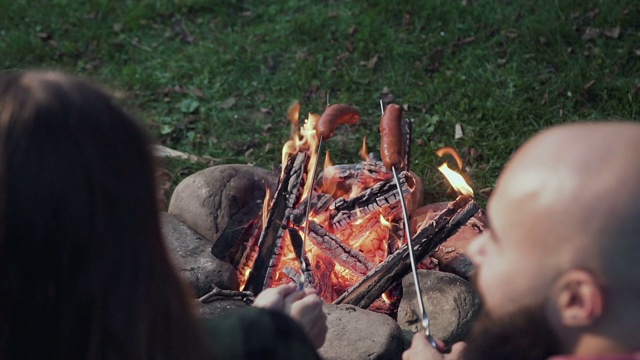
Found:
380,104 -> 403,170
316,104 -> 360,140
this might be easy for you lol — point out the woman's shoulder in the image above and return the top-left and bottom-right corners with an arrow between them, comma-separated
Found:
202,307 -> 322,360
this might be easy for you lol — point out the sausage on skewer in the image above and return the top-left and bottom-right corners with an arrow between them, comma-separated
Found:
379,104 -> 403,170
316,104 -> 360,140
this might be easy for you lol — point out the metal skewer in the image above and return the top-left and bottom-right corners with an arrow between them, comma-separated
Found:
381,99 -> 438,349
299,135 -> 323,290
391,166 -> 438,348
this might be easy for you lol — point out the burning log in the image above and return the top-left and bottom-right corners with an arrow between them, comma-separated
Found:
333,195 -> 480,308
331,171 -> 413,230
290,193 -> 334,226
243,152 -> 308,295
307,221 -> 375,276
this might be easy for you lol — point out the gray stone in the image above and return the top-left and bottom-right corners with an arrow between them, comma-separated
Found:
319,304 -> 404,360
398,270 -> 480,346
197,298 -> 250,319
161,212 -> 238,296
168,164 -> 277,244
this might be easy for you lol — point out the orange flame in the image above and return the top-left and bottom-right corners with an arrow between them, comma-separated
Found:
261,187 -> 272,231
324,150 -> 333,169
379,214 -> 392,228
359,136 -> 369,161
438,163 -> 473,196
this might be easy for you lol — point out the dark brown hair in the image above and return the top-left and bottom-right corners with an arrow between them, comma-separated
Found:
0,71 -> 216,360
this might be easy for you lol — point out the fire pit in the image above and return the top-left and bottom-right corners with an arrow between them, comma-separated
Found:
163,101 -> 485,358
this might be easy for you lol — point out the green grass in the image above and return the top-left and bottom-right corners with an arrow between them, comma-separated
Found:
2,0 -> 639,205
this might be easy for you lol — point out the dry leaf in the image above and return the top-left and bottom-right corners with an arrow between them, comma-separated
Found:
456,36 -> 476,46
345,40 -> 354,52
635,49 -> 640,57
455,123 -> 463,139
402,13 -> 411,27
587,8 -> 600,20
361,54 -> 379,69
348,25 -> 357,36
583,80 -> 596,90
539,37 -> 548,45
603,26 -> 620,39
218,97 -> 236,109
582,27 -> 600,40
496,58 -> 508,66
192,88 -> 205,98
540,91 -> 548,105
506,28 -> 519,39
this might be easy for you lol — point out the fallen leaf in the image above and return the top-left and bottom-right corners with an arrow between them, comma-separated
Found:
173,85 -> 186,94
335,52 -> 349,62
587,8 -> 600,20
583,80 -> 596,90
345,40 -> 354,52
540,91 -> 548,105
603,26 -> 620,39
455,123 -> 463,139
506,28 -> 518,39
217,97 -> 236,109
402,13 -> 411,27
192,88 -> 205,98
567,47 -> 575,54
37,32 -> 51,40
348,25 -> 357,36
539,37 -> 548,45
328,11 -> 338,18
635,49 -> 640,56
496,57 -> 508,66
479,187 -> 493,197
582,27 -> 600,40
456,36 -> 476,46
260,107 -> 272,114
569,12 -> 581,20
363,54 -> 379,69
631,83 -> 640,95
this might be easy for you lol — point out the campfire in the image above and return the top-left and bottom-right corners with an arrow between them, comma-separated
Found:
211,102 -> 480,313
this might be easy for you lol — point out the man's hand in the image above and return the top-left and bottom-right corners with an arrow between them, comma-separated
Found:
402,333 -> 466,360
253,283 -> 328,349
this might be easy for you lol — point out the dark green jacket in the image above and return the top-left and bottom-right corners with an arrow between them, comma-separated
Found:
203,307 -> 322,360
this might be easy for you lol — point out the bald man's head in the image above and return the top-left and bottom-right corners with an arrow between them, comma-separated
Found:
465,121 -> 640,354
497,122 -> 640,288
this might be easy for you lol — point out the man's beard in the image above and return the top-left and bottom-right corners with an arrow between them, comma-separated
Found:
461,302 -> 562,360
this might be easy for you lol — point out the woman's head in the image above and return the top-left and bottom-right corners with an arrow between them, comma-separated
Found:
0,71 -> 213,359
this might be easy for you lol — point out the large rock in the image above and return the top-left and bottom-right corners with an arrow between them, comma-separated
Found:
161,212 -> 238,296
197,298 -> 250,319
168,164 -> 277,244
319,304 -> 404,360
398,270 -> 480,346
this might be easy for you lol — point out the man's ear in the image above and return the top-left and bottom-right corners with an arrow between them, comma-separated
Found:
550,269 -> 604,327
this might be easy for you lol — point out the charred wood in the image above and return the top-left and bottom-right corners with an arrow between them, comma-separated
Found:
333,196 -> 480,308
290,193 -> 334,226
307,221 -> 375,276
243,152 -> 308,295
331,171 -> 412,230
212,203 -> 262,263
